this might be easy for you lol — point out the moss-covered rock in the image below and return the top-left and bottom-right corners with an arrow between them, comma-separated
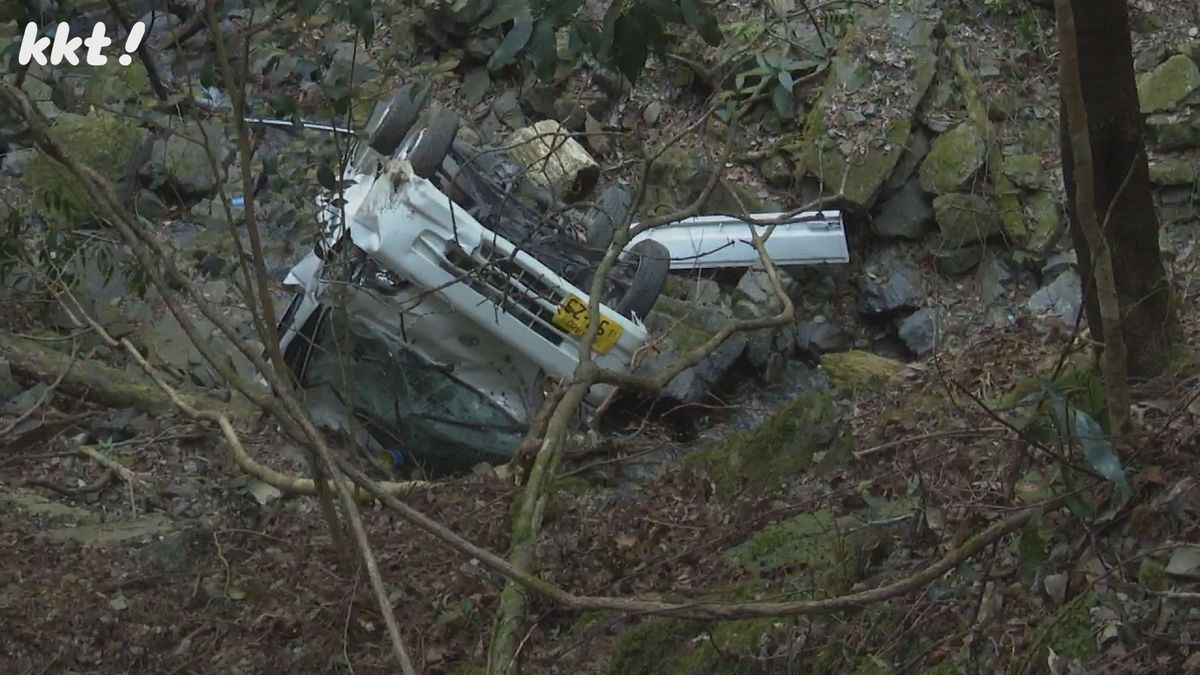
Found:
144,121 -> 231,200
1136,54 -> 1200,113
932,193 -> 1002,248
919,123 -> 986,195
81,62 -> 152,108
23,110 -> 150,225
821,350 -> 904,394
1021,189 -> 1063,253
640,148 -> 763,218
684,390 -> 841,499
1146,111 -> 1200,150
1148,158 -> 1197,186
1001,154 -> 1046,190
791,8 -> 938,209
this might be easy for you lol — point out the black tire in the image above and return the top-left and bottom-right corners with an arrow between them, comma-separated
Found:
614,239 -> 670,320
368,83 -> 430,156
408,107 -> 460,179
585,182 -> 634,251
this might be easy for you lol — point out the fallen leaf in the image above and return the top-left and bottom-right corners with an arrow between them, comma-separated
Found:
1165,546 -> 1200,579
614,533 -> 637,550
1043,573 -> 1068,607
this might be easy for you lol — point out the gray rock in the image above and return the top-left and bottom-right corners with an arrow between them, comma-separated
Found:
745,323 -> 798,369
858,253 -> 924,316
874,177 -> 933,239
135,531 -> 198,574
933,193 -> 1002,247
883,127 -> 932,193
978,252 -> 1016,304
492,90 -> 526,130
1,148 -> 34,177
932,244 -> 984,276
1027,269 -> 1083,323
1001,154 -> 1046,190
796,318 -> 850,353
1042,250 -> 1077,279
760,155 -> 794,189
144,121 -> 230,199
897,307 -> 943,357
638,299 -> 748,402
733,264 -> 797,319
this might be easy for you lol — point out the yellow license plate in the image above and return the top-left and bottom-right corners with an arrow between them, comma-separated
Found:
552,294 -> 623,354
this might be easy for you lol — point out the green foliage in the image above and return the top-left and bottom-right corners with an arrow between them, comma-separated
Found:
477,0 -> 723,84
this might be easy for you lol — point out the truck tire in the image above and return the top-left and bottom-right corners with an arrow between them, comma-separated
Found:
408,106 -> 460,179
614,239 -> 670,320
368,83 -> 430,156
584,181 -> 634,251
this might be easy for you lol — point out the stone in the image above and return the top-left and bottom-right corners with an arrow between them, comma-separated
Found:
24,110 -> 150,225
796,318 -> 850,353
857,252 -> 924,316
1134,43 -> 1168,73
760,155 -> 794,189
81,62 -> 152,108
637,298 -> 749,403
932,243 -> 985,276
1001,154 -> 1046,190
978,252 -> 1016,304
1027,269 -> 1083,323
1149,158 -> 1197,186
1021,189 -> 1063,253
919,122 -> 986,195
1136,54 -> 1200,113
745,324 -> 798,370
873,177 -> 933,239
733,264 -> 797,319
897,307 -> 943,357
492,90 -> 526,130
143,121 -> 231,200
883,127 -> 932,193
1,147 -> 35,177
933,193 -> 1002,248
792,7 -> 938,210
641,147 -> 765,218
1146,112 -> 1200,150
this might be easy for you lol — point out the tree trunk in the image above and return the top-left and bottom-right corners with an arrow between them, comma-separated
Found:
1059,0 -> 1175,378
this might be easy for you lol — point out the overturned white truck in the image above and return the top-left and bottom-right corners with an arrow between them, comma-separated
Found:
276,87 -> 849,470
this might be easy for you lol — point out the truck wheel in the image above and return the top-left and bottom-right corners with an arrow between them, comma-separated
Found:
614,239 -> 670,320
407,106 -> 460,179
368,83 -> 430,156
584,182 -> 634,251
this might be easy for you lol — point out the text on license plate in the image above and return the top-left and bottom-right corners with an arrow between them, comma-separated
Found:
552,294 -> 623,354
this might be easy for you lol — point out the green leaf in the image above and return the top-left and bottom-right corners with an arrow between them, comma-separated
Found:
634,5 -> 667,58
643,0 -> 683,23
317,164 -> 337,191
778,69 -> 795,92
611,11 -> 648,84
771,84 -> 793,119
681,0 -> 722,46
488,10 -> 535,71
530,20 -> 558,82
1039,380 -> 1131,499
541,0 -> 585,23
1017,520 -> 1043,586
481,0 -> 531,29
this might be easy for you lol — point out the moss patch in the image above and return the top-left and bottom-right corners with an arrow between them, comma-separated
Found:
24,110 -> 149,225
821,350 -> 905,394
919,123 -> 986,195
1137,54 -> 1200,113
684,390 -> 841,499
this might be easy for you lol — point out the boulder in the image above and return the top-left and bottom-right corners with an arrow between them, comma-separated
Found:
24,110 -> 150,225
931,242 -> 985,276
897,307 -> 943,357
1146,111 -> 1200,150
760,154 -> 794,190
1148,158 -> 1197,186
1020,189 -> 1063,252
857,252 -> 924,316
637,298 -> 748,403
919,122 -> 986,195
1027,269 -> 1083,324
873,177 -> 933,239
791,7 -> 939,210
978,251 -> 1016,304
143,121 -> 231,200
796,318 -> 851,353
1001,154 -> 1046,190
933,193 -> 1002,247
641,147 -> 765,218
733,264 -> 797,319
1136,54 -> 1200,113
883,127 -> 932,193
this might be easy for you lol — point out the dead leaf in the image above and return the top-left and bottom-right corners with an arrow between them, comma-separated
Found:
614,533 -> 637,550
1165,546 -> 1200,579
1043,573 -> 1068,607
1129,504 -> 1160,541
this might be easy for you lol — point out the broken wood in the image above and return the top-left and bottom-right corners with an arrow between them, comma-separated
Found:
505,120 -> 600,203
0,330 -> 249,418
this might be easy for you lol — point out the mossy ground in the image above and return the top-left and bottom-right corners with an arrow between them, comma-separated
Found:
820,350 -> 905,395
